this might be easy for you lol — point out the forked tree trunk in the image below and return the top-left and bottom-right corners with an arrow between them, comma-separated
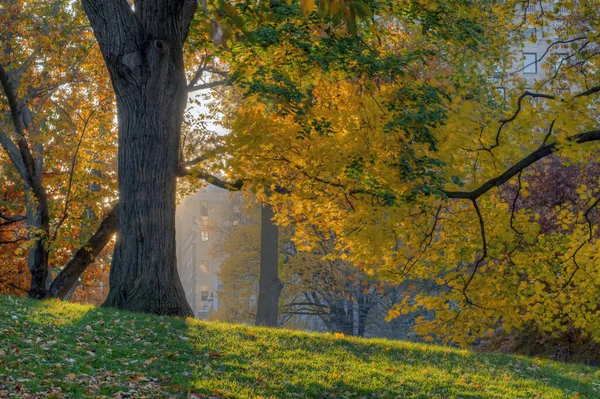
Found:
255,202 -> 283,326
82,0 -> 196,316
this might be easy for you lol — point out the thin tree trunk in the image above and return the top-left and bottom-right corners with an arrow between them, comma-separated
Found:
46,205 -> 118,299
63,279 -> 81,301
82,0 -> 195,316
255,202 -> 283,326
330,303 -> 354,335
357,298 -> 370,337
24,190 -> 50,298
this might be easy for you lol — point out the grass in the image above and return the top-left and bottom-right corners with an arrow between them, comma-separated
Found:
0,295 -> 598,398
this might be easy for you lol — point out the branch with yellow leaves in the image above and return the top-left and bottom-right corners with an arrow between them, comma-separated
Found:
444,129 -> 600,201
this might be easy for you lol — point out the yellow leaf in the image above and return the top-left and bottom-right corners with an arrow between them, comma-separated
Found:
300,0 -> 315,13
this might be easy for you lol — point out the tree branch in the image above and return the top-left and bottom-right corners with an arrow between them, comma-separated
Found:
574,85 -> 600,98
444,129 -> 600,200
51,109 -> 96,241
461,199 -> 487,307
0,65 -> 39,187
179,167 -> 244,191
187,80 -> 228,92
487,91 -> 556,151
0,209 -> 26,223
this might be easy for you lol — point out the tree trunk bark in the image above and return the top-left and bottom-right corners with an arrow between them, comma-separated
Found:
329,301 -> 354,335
255,202 -> 283,326
357,299 -> 370,337
82,0 -> 196,316
24,189 -> 50,299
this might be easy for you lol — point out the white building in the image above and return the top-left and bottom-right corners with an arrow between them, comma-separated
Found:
176,186 -> 241,318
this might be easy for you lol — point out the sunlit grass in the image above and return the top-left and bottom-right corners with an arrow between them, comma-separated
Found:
27,297 -> 93,325
0,295 -> 598,398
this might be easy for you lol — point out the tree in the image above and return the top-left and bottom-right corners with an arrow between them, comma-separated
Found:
1,0 -> 118,300
78,0 -> 480,315
79,0 -> 202,315
255,201 -> 284,326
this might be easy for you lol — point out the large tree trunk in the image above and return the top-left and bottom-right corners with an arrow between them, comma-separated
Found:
255,202 -> 283,326
82,0 -> 196,316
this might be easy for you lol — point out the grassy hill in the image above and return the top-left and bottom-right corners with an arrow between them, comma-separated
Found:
0,295 -> 598,398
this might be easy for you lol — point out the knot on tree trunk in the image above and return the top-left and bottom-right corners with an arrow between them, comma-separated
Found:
153,39 -> 167,54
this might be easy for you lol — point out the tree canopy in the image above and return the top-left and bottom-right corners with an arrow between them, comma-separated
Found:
201,0 -> 600,345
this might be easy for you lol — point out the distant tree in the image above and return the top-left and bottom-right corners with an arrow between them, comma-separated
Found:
255,202 -> 283,327
213,199 -> 396,336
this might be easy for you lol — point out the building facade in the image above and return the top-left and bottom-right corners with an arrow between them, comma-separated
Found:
176,185 -> 241,318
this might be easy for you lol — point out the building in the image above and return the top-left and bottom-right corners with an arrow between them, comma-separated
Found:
504,2 -> 573,85
175,185 -> 241,318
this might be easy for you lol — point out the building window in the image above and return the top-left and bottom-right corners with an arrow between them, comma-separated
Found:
200,260 -> 209,272
232,203 -> 241,226
523,53 -> 537,74
200,200 -> 209,216
520,3 -> 536,13
201,230 -> 209,242
200,291 -> 211,301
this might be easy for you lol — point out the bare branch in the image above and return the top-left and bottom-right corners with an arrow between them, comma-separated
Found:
187,80 -> 228,92
0,238 -> 26,245
539,118 -> 556,148
584,197 -> 600,240
0,65 -> 46,197
178,145 -> 224,170
0,279 -> 29,293
51,109 -> 97,241
574,85 -> 600,98
0,209 -> 26,223
180,168 -> 244,191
